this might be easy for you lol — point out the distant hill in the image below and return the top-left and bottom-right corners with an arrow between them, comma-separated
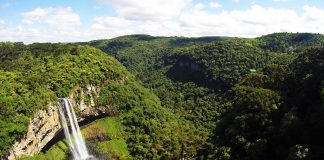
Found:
258,32 -> 324,52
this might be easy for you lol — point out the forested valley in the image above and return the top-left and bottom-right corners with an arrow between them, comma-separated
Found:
83,33 -> 324,159
1,32 -> 324,160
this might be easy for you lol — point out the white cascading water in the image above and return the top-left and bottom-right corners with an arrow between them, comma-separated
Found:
58,98 -> 91,160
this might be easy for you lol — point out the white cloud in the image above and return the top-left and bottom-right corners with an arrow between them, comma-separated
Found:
209,2 -> 222,8
302,5 -> 324,22
2,4 -> 324,43
96,0 -> 191,21
178,4 -> 324,37
21,7 -> 81,30
0,25 -> 103,44
300,5 -> 324,32
137,20 -> 185,36
90,16 -> 138,38
194,3 -> 205,11
91,16 -> 133,30
0,20 -> 6,29
0,26 -> 41,43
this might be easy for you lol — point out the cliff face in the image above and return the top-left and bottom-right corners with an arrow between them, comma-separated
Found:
6,85 -> 112,160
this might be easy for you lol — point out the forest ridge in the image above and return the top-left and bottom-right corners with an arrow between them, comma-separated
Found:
0,32 -> 324,160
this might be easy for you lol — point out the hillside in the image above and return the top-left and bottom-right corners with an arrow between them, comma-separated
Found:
0,43 -> 195,160
258,32 -> 324,52
0,43 -> 132,158
82,32 -> 324,159
1,32 -> 324,159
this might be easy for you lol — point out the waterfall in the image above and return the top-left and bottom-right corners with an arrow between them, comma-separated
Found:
58,98 -> 92,160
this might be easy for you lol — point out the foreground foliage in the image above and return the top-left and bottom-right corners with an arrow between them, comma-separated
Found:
0,42 -> 205,159
0,43 -> 133,157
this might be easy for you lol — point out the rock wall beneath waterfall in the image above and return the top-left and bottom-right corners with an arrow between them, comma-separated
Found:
6,104 -> 61,160
6,85 -> 113,160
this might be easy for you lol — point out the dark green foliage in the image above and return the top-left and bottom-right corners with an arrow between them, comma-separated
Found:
2,32 -> 324,159
258,32 -> 324,52
215,86 -> 281,160
84,33 -> 324,159
283,47 -> 324,159
96,73 -> 208,159
168,36 -> 233,47
214,46 -> 324,160
167,40 -> 278,90
123,105 -> 208,159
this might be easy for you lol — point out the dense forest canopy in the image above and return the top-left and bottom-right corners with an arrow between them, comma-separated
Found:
0,32 -> 324,159
0,43 -> 193,159
83,32 -> 324,159
0,43 -> 130,157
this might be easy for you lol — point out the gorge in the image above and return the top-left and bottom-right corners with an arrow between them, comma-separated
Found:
1,33 -> 324,160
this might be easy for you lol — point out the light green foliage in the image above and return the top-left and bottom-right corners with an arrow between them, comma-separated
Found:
81,117 -> 131,160
96,80 -> 160,112
97,139 -> 129,159
0,40 -> 198,159
0,43 -> 129,157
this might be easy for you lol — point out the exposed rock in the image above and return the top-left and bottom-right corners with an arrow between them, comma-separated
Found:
6,85 -> 111,160
6,104 -> 61,160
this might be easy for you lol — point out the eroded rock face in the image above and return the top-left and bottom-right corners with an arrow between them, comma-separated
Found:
6,85 -> 112,160
7,104 -> 61,160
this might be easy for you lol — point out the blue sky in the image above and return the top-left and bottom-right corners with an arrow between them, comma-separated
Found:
0,0 -> 323,43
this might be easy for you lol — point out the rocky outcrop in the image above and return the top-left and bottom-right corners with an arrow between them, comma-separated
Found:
6,85 -> 113,160
6,104 -> 61,160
